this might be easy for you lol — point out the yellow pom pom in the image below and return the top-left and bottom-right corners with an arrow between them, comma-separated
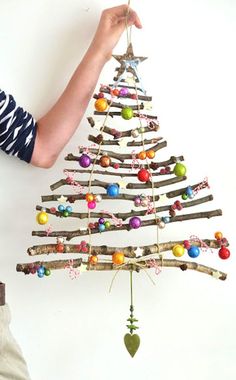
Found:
172,244 -> 185,257
36,211 -> 48,225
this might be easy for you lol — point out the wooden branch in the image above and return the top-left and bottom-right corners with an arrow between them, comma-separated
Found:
36,195 -> 214,221
76,141 -> 167,162
26,238 -> 222,257
50,174 -> 186,191
63,168 -> 171,177
16,256 -> 227,281
32,209 -> 222,240
41,179 -> 202,203
98,86 -> 152,101
108,83 -> 145,93
94,111 -> 158,120
87,117 -> 159,136
88,134 -> 163,147
93,96 -> 145,111
64,154 -> 183,170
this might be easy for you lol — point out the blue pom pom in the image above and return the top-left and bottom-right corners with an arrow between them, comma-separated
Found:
58,204 -> 65,212
186,186 -> 193,197
107,184 -> 119,197
66,206 -> 72,213
162,216 -> 170,224
98,224 -> 106,232
188,245 -> 200,258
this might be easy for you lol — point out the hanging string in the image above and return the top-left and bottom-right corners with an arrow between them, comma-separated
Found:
125,0 -> 132,47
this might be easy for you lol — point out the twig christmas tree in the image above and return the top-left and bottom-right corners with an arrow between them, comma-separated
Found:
17,35 -> 230,357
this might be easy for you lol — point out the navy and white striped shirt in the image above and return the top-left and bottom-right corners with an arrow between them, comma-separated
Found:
0,89 -> 37,163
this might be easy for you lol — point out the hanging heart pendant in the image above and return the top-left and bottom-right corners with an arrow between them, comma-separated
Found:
124,333 -> 140,357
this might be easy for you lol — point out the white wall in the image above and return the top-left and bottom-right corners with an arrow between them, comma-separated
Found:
0,0 -> 236,379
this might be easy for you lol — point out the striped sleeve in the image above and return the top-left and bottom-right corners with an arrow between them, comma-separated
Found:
0,89 -> 37,163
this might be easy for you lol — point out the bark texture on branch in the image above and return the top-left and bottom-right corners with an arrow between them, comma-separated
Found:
50,174 -> 186,191
41,180 -> 208,203
64,154 -> 184,170
36,195 -> 214,221
16,257 -> 227,281
26,238 -> 223,257
87,117 -> 159,136
88,135 -> 163,147
76,141 -> 167,162
32,209 -> 222,241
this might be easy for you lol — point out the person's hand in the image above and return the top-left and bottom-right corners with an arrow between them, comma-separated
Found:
90,4 -> 142,61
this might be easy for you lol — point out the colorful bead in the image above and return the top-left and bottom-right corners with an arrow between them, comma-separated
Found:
79,153 -> 91,168
215,231 -> 223,240
112,89 -> 120,97
172,244 -> 185,257
58,205 -> 65,212
99,155 -> 111,167
188,245 -> 200,258
87,200 -> 96,209
113,163 -> 120,169
89,255 -> 98,265
129,216 -> 141,229
138,151 -> 146,160
44,269 -> 51,276
162,216 -> 170,223
218,247 -> 230,260
98,224 -> 106,232
146,150 -> 155,159
56,243 -> 64,253
36,211 -> 49,225
86,193 -> 94,202
107,183 -> 119,197
97,92 -> 104,98
121,107 -> 133,120
112,252 -> 125,265
119,87 -> 129,97
104,221 -> 111,229
174,163 -> 187,177
95,98 -> 108,112
137,168 -> 150,182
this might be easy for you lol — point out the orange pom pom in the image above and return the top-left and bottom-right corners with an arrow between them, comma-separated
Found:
95,98 -> 108,112
112,252 -> 125,265
138,151 -> 146,160
89,255 -> 98,265
215,231 -> 223,240
146,150 -> 155,159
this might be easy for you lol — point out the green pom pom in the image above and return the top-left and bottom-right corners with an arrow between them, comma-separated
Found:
182,193 -> 188,200
121,107 -> 133,120
174,163 -> 187,177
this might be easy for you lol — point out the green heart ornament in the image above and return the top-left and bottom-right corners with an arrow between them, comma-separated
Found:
124,333 -> 140,357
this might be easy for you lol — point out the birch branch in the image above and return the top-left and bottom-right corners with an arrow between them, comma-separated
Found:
32,209 -> 222,241
26,238 -> 222,257
16,257 -> 227,281
36,195 -> 214,221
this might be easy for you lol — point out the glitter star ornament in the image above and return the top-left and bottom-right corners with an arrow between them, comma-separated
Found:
113,43 -> 147,93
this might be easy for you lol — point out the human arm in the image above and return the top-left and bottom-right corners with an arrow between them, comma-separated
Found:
30,4 -> 142,168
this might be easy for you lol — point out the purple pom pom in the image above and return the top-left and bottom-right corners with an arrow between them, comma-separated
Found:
129,216 -> 141,229
79,154 -> 91,168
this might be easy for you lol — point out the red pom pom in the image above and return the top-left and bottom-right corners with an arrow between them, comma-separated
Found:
137,168 -> 150,182
218,246 -> 230,260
